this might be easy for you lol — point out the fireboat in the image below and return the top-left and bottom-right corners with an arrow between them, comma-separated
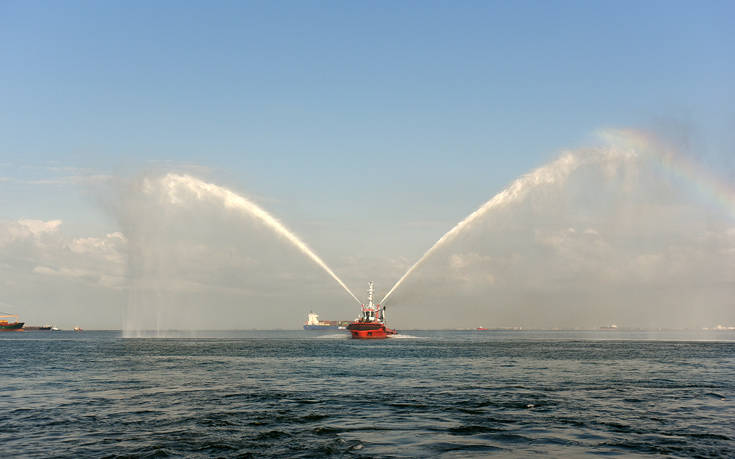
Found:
346,282 -> 396,339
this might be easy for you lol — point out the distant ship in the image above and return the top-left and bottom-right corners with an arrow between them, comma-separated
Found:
346,282 -> 396,339
600,324 -> 618,330
0,313 -> 24,331
303,312 -> 350,330
24,325 -> 53,331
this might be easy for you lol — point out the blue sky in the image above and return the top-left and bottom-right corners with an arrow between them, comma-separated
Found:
3,2 -> 733,204
1,2 -> 734,328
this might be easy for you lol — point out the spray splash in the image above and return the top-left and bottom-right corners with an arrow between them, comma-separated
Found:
381,133 -> 639,305
149,173 -> 361,304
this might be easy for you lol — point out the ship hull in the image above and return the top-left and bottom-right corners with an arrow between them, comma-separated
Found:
303,325 -> 339,330
0,322 -> 24,331
346,322 -> 396,339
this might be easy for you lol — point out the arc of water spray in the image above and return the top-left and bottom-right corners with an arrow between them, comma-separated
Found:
152,173 -> 362,304
380,142 -> 638,305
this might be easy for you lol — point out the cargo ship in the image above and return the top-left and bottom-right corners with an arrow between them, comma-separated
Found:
24,325 -> 53,331
0,313 -> 24,331
303,312 -> 350,330
346,282 -> 396,339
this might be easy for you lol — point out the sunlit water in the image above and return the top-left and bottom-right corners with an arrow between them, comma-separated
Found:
2,330 -> 733,458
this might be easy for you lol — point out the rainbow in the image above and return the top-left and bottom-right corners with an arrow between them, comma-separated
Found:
600,128 -> 735,220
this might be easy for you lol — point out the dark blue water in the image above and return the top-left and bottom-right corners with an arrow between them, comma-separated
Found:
1,330 -> 733,458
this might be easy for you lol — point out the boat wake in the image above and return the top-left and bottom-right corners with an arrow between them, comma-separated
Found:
316,333 -> 351,339
387,333 -> 422,339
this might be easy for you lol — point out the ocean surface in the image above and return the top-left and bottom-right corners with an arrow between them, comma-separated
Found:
1,330 -> 733,458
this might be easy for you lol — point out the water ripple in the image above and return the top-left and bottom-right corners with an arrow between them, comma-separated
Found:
1,330 -> 733,457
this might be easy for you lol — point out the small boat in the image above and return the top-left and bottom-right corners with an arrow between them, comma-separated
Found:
476,327 -> 489,331
73,326 -> 83,332
0,313 -> 24,331
346,282 -> 396,339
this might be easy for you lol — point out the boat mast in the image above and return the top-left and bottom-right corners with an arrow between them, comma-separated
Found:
367,281 -> 386,324
363,281 -> 377,322
367,281 -> 374,309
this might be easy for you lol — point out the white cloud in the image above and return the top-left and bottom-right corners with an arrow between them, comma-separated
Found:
31,265 -> 57,276
17,219 -> 62,236
32,265 -> 125,288
23,174 -> 114,186
0,162 -> 114,189
0,219 -> 62,248
67,233 -> 127,264
0,219 -> 127,289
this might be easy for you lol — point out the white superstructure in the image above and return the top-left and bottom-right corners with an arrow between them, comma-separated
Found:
357,281 -> 385,323
306,312 -> 321,326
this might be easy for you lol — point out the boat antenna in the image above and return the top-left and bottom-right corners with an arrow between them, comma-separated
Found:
367,281 -> 375,309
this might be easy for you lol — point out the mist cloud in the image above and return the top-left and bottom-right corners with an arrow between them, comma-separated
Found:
386,134 -> 735,329
2,130 -> 732,331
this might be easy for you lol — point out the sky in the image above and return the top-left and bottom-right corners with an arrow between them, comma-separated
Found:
1,1 -> 734,330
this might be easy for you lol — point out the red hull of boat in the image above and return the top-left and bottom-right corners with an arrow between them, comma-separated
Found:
347,322 -> 396,339
350,328 -> 387,339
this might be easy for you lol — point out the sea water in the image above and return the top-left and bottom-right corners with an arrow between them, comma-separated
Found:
1,330 -> 733,457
